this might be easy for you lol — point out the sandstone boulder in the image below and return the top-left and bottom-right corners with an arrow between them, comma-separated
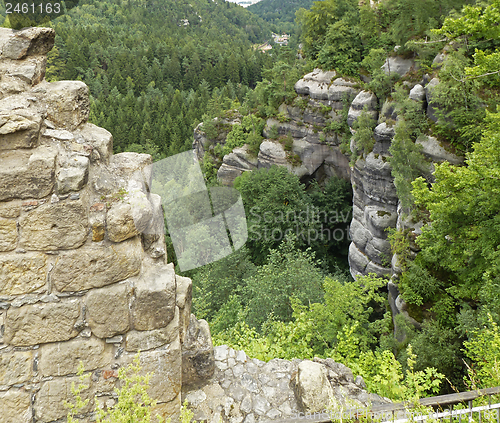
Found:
294,68 -> 336,100
293,360 -> 335,413
382,57 -> 415,77
347,91 -> 378,127
416,135 -> 464,165
217,145 -> 258,186
409,84 -> 426,102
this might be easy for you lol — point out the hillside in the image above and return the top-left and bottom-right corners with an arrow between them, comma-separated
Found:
248,0 -> 316,23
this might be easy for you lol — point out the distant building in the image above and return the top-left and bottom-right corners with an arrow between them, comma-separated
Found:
225,0 -> 263,7
272,33 -> 289,46
258,42 -> 273,52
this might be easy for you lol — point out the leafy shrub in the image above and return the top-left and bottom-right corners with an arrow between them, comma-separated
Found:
67,355 -> 167,423
352,108 -> 377,157
388,120 -> 430,210
222,124 -> 247,156
267,124 -> 279,139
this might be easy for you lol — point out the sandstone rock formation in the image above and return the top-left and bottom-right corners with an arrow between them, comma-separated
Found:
0,27 -> 214,423
193,69 -> 355,187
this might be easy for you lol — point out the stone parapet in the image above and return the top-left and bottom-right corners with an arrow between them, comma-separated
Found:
0,26 -> 210,423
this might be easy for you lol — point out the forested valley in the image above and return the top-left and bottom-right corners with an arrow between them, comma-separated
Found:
5,0 -> 499,405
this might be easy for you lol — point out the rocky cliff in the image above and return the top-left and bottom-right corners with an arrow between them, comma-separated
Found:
193,69 -> 355,187
0,27 -> 213,423
195,65 -> 463,284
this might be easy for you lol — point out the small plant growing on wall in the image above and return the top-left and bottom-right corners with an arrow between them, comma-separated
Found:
66,354 -> 168,423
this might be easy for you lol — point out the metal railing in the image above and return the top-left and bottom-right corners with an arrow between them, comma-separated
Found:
379,401 -> 500,423
273,386 -> 500,423
374,386 -> 500,423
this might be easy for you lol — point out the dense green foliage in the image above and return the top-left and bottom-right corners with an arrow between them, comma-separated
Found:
248,0 -> 315,33
297,0 -> 473,76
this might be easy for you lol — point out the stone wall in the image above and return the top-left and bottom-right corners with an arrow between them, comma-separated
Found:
183,345 -> 390,423
0,27 -> 210,423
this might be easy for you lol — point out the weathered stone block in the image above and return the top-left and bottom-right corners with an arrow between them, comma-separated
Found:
110,152 -> 153,191
4,299 -> 80,346
107,191 -> 153,243
381,56 -> 415,77
75,123 -> 113,164
43,81 -> 89,130
182,314 -> 215,388
176,275 -> 192,343
0,111 -> 42,150
51,237 -> 142,292
347,91 -> 378,128
0,389 -> 31,423
293,360 -> 334,413
0,200 -> 21,218
125,307 -> 179,352
19,201 -> 88,250
5,55 -> 47,85
56,155 -> 89,194
36,376 -> 93,422
132,264 -> 176,331
0,252 -> 47,295
39,336 -> 111,377
365,206 -> 398,240
0,146 -> 56,201
86,283 -> 130,339
1,27 -> 55,60
294,68 -> 336,100
120,342 -> 181,403
89,208 -> 106,242
0,218 -> 17,251
0,350 -> 33,386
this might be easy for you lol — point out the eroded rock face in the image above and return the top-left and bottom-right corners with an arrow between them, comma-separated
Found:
347,91 -> 378,127
0,26 -> 199,423
381,57 -> 416,77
